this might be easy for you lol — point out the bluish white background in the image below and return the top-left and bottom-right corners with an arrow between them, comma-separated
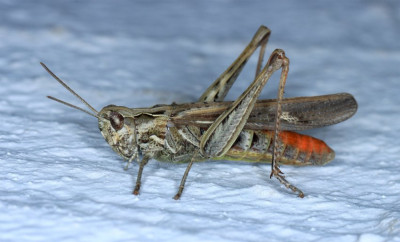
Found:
1,1 -> 399,241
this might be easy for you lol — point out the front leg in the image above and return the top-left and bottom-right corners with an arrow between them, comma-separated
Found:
132,135 -> 164,196
132,156 -> 150,195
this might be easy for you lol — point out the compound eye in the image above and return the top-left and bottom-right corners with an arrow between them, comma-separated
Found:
110,111 -> 124,131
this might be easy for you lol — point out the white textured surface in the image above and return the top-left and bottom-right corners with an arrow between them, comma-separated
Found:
1,1 -> 400,241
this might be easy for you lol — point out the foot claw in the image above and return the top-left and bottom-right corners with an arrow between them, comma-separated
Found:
132,184 -> 140,195
271,166 -> 304,198
270,164 -> 284,178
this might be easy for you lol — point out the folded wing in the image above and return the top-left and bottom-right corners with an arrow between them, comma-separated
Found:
170,93 -> 357,131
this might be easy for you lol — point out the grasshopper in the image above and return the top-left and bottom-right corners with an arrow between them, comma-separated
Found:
42,25 -> 357,199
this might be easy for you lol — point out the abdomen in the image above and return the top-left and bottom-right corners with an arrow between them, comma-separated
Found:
215,130 -> 335,166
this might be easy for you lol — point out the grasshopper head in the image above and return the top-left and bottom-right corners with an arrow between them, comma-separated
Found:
98,106 -> 139,160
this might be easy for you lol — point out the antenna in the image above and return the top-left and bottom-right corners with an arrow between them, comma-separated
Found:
41,62 -> 99,118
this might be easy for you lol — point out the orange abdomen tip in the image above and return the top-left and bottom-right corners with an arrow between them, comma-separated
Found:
274,131 -> 335,166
